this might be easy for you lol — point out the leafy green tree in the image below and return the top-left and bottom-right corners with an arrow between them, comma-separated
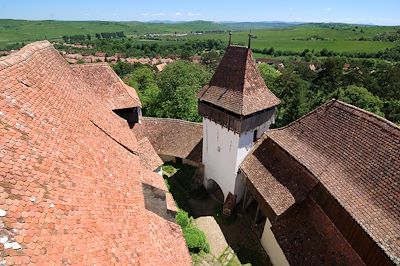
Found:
257,63 -> 281,93
382,100 -> 400,124
331,85 -> 384,116
201,50 -> 222,71
156,61 -> 211,121
314,57 -> 345,95
273,69 -> 312,127
112,61 -> 137,78
127,65 -> 160,116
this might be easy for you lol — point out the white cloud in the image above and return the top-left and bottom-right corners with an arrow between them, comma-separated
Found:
187,12 -> 201,16
289,7 -> 293,10
141,13 -> 149,16
175,12 -> 182,16
151,13 -> 165,16
324,7 -> 331,11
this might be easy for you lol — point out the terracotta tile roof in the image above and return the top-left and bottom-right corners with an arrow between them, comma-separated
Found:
272,199 -> 365,266
266,99 -> 400,264
198,45 -> 280,116
0,41 -> 191,265
132,117 -> 203,162
72,63 -> 141,110
241,138 -> 318,216
138,137 -> 164,171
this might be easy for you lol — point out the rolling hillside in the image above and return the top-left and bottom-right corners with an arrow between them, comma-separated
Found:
0,19 -> 398,54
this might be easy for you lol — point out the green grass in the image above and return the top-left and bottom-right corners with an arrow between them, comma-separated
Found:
187,26 -> 397,53
162,162 -> 199,215
0,19 -> 398,54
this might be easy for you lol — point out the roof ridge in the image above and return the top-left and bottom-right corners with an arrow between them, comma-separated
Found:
0,40 -> 52,71
270,99 -> 399,135
266,100 -> 336,134
333,99 -> 400,133
70,62 -> 109,68
73,62 -> 142,108
141,116 -> 203,126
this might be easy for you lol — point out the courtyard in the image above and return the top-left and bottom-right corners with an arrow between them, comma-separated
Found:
163,162 -> 271,266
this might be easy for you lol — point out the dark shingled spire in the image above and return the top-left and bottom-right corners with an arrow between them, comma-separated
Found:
198,45 -> 280,116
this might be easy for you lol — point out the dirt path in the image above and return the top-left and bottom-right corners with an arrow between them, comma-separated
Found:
195,216 -> 229,258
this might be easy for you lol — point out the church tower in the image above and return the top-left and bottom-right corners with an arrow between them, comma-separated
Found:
198,37 -> 280,202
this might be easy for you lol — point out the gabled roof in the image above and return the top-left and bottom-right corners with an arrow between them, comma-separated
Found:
137,137 -> 164,171
0,41 -> 191,265
272,199 -> 364,265
198,45 -> 280,116
132,117 -> 203,163
244,99 -> 400,264
72,63 -> 141,110
241,138 -> 317,217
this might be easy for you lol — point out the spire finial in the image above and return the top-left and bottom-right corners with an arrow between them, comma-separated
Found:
248,30 -> 253,49
228,30 -> 232,46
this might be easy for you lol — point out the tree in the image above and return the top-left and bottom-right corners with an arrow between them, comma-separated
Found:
201,50 -> 221,71
257,63 -> 281,93
312,57 -> 345,106
112,61 -> 137,78
273,69 -> 312,127
156,61 -> 211,121
127,65 -> 160,116
332,85 -> 384,116
382,100 -> 400,124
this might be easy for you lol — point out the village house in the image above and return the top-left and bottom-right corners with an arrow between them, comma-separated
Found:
1,39 -> 399,265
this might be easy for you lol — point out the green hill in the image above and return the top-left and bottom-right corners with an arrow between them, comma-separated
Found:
0,19 -> 398,54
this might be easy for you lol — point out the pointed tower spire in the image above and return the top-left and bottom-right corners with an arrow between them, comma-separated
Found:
228,30 -> 232,46
248,30 -> 253,49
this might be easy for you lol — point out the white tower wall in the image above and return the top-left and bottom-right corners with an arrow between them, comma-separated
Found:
202,118 -> 254,201
202,110 -> 276,202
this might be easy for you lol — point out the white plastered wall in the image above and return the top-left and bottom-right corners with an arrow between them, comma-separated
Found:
202,119 -> 254,201
261,219 -> 289,266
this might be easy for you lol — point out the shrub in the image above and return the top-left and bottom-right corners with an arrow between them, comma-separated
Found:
176,210 -> 190,227
182,226 -> 210,253
175,210 -> 210,254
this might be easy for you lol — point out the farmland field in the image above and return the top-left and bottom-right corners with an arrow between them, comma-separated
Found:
0,19 -> 398,54
187,26 -> 396,53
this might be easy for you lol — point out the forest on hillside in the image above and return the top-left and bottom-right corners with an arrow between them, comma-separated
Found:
113,54 -> 400,127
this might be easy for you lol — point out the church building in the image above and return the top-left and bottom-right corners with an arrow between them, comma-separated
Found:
198,42 -> 280,202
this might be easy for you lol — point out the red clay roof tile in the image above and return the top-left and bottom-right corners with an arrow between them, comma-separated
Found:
248,99 -> 399,264
132,117 -> 203,162
72,63 -> 141,110
198,45 -> 280,116
0,41 -> 191,265
272,199 -> 365,265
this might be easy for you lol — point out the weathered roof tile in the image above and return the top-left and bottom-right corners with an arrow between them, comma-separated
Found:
72,63 -> 141,110
0,41 -> 191,265
198,45 -> 280,116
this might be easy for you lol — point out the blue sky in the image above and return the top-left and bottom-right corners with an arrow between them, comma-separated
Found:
0,0 -> 399,25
